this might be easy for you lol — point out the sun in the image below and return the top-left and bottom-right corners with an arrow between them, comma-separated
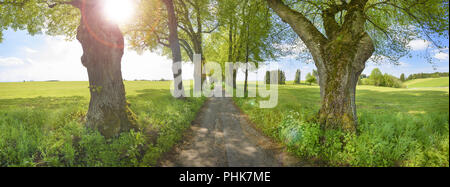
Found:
103,0 -> 135,24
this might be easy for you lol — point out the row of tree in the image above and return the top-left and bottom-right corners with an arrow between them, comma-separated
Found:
1,0 -> 447,137
265,70 -> 286,84
264,68 -> 318,85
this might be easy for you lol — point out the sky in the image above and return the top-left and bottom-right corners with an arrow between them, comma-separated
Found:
0,29 -> 448,82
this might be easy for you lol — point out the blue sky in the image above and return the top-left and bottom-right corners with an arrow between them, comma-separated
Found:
0,29 -> 448,82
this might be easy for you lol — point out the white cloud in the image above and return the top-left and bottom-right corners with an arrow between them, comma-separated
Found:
0,38 -> 86,82
408,40 -> 431,51
0,36 -> 190,82
121,50 -> 194,81
432,48 -> 449,53
2,35 -> 444,83
434,52 -> 449,61
0,57 -> 25,66
398,61 -> 409,67
23,47 -> 38,54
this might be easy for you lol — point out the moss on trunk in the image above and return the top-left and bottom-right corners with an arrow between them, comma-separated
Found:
318,32 -> 361,132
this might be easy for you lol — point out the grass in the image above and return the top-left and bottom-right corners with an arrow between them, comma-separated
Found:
404,77 -> 449,88
234,81 -> 449,167
0,81 -> 205,167
1,79 -> 448,167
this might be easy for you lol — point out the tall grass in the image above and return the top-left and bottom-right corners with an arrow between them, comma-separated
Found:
0,81 -> 205,167
234,84 -> 449,167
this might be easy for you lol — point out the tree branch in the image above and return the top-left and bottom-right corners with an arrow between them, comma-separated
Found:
179,39 -> 193,61
266,0 -> 327,60
202,23 -> 219,34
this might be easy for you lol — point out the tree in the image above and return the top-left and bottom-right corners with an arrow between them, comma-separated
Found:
294,69 -> 301,84
265,70 -> 285,84
305,72 -> 316,85
1,0 -> 138,138
364,68 -> 403,88
266,0 -> 448,131
369,68 -> 384,86
400,73 -> 406,82
163,0 -> 186,98
383,73 -> 403,88
128,0 -> 217,92
175,0 -> 218,86
127,0 -> 185,98
210,0 -> 279,92
312,69 -> 319,84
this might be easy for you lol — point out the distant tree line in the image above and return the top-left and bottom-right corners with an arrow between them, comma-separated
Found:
406,72 -> 449,81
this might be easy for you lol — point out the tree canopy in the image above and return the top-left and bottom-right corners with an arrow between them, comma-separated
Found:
268,0 -> 449,64
0,0 -> 81,42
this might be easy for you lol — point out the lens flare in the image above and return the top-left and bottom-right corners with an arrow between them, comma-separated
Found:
103,0 -> 135,24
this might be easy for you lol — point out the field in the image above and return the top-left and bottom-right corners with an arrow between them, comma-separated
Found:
404,77 -> 449,88
0,81 -> 205,166
1,79 -> 449,167
234,81 -> 449,166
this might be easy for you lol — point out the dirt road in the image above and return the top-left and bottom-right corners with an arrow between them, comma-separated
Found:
159,96 -> 304,167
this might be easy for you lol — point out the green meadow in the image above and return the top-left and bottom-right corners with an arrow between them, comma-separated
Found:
235,81 -> 449,167
0,81 -> 205,166
404,77 -> 449,88
0,79 -> 449,167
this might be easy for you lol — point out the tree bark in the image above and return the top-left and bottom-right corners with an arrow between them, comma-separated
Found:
163,0 -> 185,98
267,0 -> 374,132
228,16 -> 234,89
175,0 -> 206,90
244,64 -> 248,97
233,70 -> 237,89
244,22 -> 250,98
74,0 -> 138,138
317,34 -> 373,131
318,41 -> 362,131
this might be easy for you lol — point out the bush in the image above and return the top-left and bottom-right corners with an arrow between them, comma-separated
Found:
383,74 -> 404,88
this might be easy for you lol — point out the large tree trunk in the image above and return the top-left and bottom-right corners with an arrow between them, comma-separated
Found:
318,47 -> 362,131
267,0 -> 374,132
75,0 -> 138,138
317,32 -> 374,132
163,0 -> 185,98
